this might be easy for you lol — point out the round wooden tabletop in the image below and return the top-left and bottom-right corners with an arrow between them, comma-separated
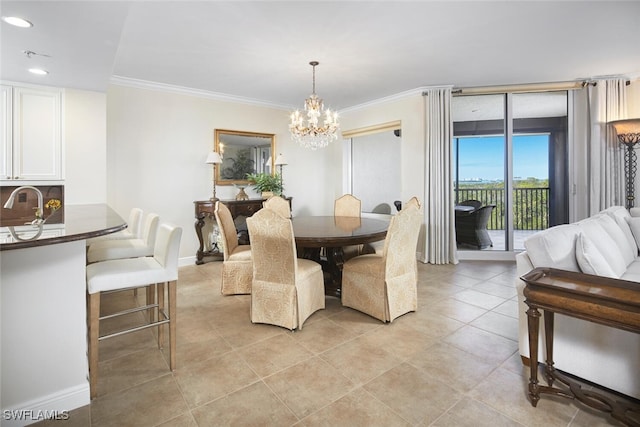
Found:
291,216 -> 389,248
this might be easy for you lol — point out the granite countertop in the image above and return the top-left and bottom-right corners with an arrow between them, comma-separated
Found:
0,204 -> 127,251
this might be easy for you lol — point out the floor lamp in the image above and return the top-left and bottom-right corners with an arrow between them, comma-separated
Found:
610,119 -> 640,209
274,153 -> 288,196
205,151 -> 223,201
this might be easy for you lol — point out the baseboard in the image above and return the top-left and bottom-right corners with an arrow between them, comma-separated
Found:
1,384 -> 89,427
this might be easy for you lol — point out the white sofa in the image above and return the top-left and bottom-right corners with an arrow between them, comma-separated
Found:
516,205 -> 640,400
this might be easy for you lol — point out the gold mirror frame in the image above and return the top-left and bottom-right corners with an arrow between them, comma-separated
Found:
214,129 -> 275,185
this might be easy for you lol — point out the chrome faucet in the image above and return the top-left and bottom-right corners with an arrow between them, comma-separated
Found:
3,185 -> 44,225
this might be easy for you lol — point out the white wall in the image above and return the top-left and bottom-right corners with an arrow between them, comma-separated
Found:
64,89 -> 107,204
106,84 -> 342,262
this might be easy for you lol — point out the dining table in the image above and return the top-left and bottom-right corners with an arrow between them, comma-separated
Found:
291,215 -> 389,298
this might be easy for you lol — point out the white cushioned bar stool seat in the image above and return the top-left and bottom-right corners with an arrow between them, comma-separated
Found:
87,213 -> 159,263
86,223 -> 182,399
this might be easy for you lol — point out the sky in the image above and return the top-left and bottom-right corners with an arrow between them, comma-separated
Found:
455,134 -> 549,181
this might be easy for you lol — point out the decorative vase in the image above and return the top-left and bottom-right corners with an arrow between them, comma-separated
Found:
261,191 -> 274,198
235,185 -> 249,201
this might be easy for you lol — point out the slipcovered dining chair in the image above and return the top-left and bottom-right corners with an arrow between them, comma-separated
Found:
366,196 -> 421,255
335,194 -> 362,260
246,208 -> 325,330
263,196 -> 291,218
87,213 -> 159,263
214,201 -> 253,295
86,223 -> 182,399
342,204 -> 422,322
86,207 -> 143,245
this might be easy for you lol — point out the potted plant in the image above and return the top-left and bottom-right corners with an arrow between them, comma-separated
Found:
245,172 -> 282,198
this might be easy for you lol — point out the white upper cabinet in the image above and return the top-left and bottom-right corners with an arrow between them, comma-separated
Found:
1,84 -> 63,181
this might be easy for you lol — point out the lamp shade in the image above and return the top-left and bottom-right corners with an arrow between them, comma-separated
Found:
610,118 -> 640,145
274,154 -> 288,166
205,151 -> 223,164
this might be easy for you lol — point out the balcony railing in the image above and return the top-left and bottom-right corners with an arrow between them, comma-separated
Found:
455,187 -> 550,231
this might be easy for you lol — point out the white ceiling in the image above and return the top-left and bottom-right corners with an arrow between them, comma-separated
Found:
1,1 -> 639,111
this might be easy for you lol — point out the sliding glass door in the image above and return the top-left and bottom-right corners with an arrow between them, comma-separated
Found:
452,91 -> 568,254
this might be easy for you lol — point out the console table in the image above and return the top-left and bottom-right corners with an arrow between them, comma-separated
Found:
193,198 -> 291,264
521,267 -> 640,426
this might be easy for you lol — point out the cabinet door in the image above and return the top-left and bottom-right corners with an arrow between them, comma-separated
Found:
12,86 -> 62,180
0,85 -> 11,180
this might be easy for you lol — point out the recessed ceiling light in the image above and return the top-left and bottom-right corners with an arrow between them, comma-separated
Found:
2,16 -> 33,28
28,68 -> 48,76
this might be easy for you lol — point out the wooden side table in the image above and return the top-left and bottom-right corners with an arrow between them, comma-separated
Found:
193,197 -> 292,264
521,267 -> 640,426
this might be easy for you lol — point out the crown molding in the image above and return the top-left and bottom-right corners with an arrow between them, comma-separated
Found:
109,75 -> 290,110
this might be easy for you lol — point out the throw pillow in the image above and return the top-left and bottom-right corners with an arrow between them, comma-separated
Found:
626,216 -> 640,250
575,232 -> 618,278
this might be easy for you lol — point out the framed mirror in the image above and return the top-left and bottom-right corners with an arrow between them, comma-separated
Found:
214,129 -> 275,185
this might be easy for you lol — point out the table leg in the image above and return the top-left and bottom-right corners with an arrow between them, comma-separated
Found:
194,214 -> 206,265
324,247 -> 345,298
526,304 -> 541,407
543,311 -> 555,387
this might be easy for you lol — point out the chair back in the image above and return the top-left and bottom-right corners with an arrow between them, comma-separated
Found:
141,213 -> 160,247
383,204 -> 422,279
459,199 -> 482,210
263,196 -> 291,218
153,223 -> 182,281
335,194 -> 361,217
247,208 -> 296,286
128,208 -> 144,238
214,201 -> 239,260
473,205 -> 495,226
405,197 -> 421,210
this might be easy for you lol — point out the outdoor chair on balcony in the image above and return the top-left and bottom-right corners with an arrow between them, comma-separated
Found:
455,204 -> 496,249
457,199 -> 482,211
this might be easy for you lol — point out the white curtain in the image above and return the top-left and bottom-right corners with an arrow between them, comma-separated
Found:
422,88 -> 457,264
587,79 -> 627,215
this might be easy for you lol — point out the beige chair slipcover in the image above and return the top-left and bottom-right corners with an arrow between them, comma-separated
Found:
263,196 -> 291,218
214,201 -> 253,295
341,204 -> 422,322
247,208 -> 325,330
367,196 -> 422,255
335,194 -> 362,260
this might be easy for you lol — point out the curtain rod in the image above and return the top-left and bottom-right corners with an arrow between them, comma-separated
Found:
450,79 -> 630,95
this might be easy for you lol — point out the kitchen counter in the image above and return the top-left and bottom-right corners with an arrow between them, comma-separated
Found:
1,204 -> 126,426
1,204 -> 126,250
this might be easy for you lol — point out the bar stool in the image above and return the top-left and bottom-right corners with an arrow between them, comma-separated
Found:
85,223 -> 182,399
87,213 -> 159,263
86,207 -> 143,246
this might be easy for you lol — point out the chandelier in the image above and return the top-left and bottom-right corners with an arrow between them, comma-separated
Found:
289,61 -> 340,150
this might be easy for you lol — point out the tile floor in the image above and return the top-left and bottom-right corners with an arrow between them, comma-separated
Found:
34,260 -> 636,426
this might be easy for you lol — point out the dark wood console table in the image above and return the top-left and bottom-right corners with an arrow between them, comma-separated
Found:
521,267 -> 640,426
193,197 -> 291,264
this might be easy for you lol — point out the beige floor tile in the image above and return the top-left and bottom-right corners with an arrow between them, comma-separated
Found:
407,342 -> 499,393
91,374 -> 189,427
97,347 -> 170,396
444,325 -> 518,365
320,335 -> 402,386
429,297 -> 488,323
327,307 -> 385,335
263,356 -> 355,419
173,350 -> 260,408
191,381 -> 298,426
155,412 -> 198,427
359,321 -> 439,361
468,367 -> 578,426
409,310 -> 466,339
364,362 -> 463,425
451,289 -> 507,310
298,387 -> 411,426
493,299 -> 519,319
470,311 -> 520,341
28,405 -> 91,427
472,281 -> 518,299
430,397 -> 524,426
288,317 -> 358,354
238,333 -> 315,377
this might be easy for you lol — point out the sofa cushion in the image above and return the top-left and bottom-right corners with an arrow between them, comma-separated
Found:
577,215 -> 627,277
524,224 -> 581,272
575,233 -> 618,278
590,213 -> 636,266
626,217 -> 640,249
602,206 -> 638,257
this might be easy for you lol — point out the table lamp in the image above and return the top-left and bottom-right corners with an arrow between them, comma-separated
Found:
205,151 -> 223,201
610,118 -> 640,209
